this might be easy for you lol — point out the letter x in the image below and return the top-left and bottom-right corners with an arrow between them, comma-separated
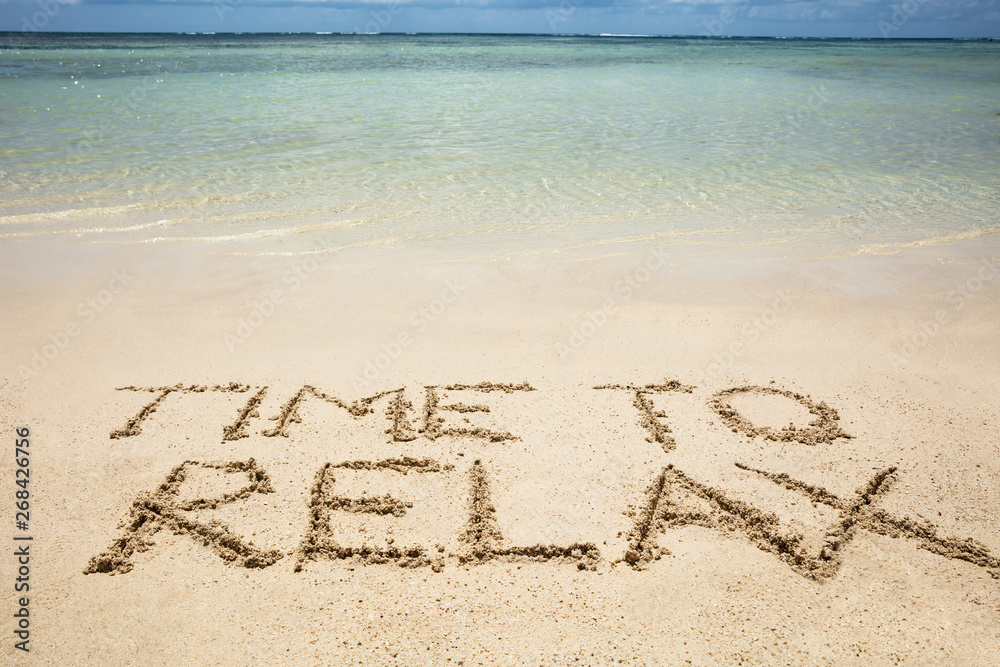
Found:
624,463 -> 1000,580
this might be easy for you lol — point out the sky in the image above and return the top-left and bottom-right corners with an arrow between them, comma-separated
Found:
1,0 -> 998,37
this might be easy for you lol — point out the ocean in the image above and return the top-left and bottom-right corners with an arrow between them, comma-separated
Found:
1,33 -> 998,258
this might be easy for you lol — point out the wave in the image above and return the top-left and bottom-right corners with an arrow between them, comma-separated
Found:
850,226 -> 1000,256
0,218 -> 179,239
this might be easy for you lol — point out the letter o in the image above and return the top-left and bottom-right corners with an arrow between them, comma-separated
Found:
43,343 -> 58,359
247,311 -> 264,328
709,385 -> 850,446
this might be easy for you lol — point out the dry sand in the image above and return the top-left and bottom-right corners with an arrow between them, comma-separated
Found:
2,236 -> 999,665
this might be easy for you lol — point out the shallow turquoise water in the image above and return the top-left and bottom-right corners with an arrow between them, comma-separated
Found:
1,34 -> 998,256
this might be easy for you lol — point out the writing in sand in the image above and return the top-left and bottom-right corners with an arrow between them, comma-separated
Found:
85,381 -> 999,583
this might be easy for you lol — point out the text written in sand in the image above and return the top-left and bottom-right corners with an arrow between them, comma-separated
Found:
89,382 -> 999,583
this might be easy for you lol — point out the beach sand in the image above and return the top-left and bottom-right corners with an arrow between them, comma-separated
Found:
2,236 -> 999,665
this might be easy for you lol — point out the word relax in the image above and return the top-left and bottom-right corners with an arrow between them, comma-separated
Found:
87,382 -> 1000,581
83,455 -> 1000,580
